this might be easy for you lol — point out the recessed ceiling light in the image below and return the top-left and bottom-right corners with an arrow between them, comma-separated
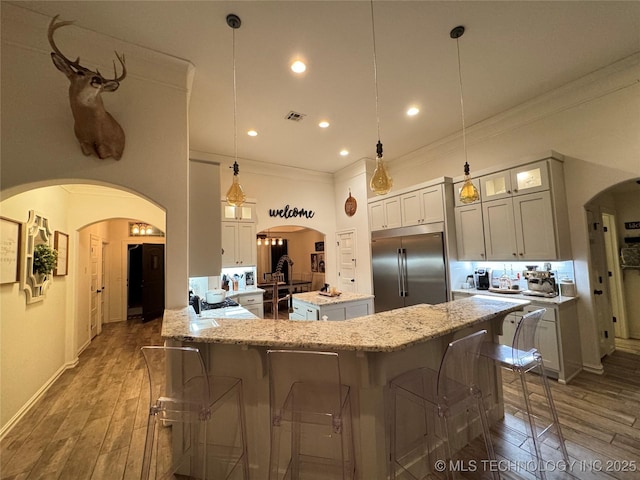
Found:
291,61 -> 306,74
340,149 -> 349,156
407,107 -> 420,116
319,121 -> 330,128
247,130 -> 258,137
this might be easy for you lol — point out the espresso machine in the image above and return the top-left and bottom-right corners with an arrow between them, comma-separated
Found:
523,267 -> 558,297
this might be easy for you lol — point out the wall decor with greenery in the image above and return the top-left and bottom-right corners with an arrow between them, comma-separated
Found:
22,210 -> 54,303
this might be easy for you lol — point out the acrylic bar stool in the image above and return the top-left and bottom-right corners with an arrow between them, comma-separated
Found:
267,349 -> 355,480
480,308 -> 570,480
140,346 -> 249,480
388,330 -> 498,480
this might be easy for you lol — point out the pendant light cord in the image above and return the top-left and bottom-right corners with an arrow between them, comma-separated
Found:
369,0 -> 381,142
454,36 -> 468,164
232,27 -> 238,164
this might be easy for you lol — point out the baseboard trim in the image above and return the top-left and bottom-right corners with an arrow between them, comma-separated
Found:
0,358 -> 79,440
582,364 -> 605,375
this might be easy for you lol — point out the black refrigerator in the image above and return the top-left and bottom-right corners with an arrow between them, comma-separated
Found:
371,227 -> 448,312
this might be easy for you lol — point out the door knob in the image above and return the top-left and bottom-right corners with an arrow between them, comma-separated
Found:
593,289 -> 603,295
350,279 -> 355,282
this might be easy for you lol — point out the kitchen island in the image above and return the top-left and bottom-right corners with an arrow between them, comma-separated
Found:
162,295 -> 529,478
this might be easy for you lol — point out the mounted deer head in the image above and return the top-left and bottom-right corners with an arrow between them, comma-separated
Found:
48,15 -> 126,160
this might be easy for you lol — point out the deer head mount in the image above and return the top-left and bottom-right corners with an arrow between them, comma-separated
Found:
48,15 -> 126,160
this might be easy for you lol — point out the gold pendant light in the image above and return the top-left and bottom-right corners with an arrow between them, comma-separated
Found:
368,0 -> 392,196
451,26 -> 480,204
225,14 -> 246,207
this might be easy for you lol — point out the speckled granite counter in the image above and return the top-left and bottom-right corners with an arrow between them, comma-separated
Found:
290,290 -> 375,306
162,295 -> 528,352
163,295 -> 527,479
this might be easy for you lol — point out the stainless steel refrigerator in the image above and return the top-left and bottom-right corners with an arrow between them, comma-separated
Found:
371,226 -> 448,312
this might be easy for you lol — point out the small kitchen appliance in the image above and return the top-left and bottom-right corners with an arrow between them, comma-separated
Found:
523,270 -> 558,297
474,268 -> 491,290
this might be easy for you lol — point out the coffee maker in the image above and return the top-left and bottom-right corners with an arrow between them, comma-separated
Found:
473,268 -> 491,290
523,268 -> 558,297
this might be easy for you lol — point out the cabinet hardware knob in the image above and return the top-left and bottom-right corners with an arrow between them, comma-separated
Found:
507,190 -> 512,194
519,253 -> 524,256
512,253 -> 517,256
514,189 -> 518,192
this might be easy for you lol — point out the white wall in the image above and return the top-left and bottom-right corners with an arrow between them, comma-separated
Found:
0,187 -> 71,431
0,4 -> 188,435
196,150 -> 339,286
1,4 -> 191,310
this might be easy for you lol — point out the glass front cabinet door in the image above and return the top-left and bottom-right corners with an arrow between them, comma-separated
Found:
480,161 -> 549,201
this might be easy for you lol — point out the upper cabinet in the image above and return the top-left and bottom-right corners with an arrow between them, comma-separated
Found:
220,200 -> 257,268
222,203 -> 255,222
400,185 -> 444,226
454,155 -> 572,261
480,161 -> 550,201
369,196 -> 401,230
369,182 -> 447,231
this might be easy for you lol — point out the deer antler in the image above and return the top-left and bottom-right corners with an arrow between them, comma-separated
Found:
48,14 -> 126,82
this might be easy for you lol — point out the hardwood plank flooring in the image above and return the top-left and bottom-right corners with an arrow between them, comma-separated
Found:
1,320 -> 638,479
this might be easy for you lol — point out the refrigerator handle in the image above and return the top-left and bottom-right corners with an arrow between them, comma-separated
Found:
397,248 -> 404,297
401,248 -> 408,297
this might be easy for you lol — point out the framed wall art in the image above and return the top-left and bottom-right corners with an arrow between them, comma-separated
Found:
1,216 -> 22,284
54,231 -> 69,276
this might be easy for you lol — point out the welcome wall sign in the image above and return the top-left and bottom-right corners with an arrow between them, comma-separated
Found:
269,204 -> 315,219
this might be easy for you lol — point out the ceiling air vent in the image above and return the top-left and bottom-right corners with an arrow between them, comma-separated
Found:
285,111 -> 306,122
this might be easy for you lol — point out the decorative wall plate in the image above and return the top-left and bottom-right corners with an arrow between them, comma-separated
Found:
344,191 -> 357,217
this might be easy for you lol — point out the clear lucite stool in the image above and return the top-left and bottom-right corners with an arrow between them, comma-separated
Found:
140,346 -> 249,480
480,308 -> 570,480
389,330 -> 498,480
267,349 -> 355,480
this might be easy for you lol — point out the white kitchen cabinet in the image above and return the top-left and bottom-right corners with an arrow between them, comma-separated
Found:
400,185 -> 444,226
483,191 -> 557,261
231,291 -> 264,318
289,296 -> 374,321
369,196 -> 401,230
498,301 -> 581,383
221,202 -> 255,222
221,222 -> 256,267
454,203 -> 486,260
480,161 -> 549,202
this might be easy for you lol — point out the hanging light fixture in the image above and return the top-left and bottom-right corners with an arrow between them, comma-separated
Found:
451,25 -> 480,204
368,0 -> 392,196
225,14 -> 247,207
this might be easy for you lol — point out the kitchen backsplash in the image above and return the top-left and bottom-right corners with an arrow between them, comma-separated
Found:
189,266 -> 258,297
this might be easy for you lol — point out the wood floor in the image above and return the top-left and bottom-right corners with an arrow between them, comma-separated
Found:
1,319 -> 639,479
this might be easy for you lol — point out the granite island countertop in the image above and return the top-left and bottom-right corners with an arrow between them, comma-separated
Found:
291,291 -> 374,306
162,295 -> 529,352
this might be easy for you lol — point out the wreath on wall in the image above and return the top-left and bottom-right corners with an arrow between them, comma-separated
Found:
33,244 -> 58,275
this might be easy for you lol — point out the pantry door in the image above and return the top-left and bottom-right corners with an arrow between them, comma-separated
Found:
337,229 -> 357,293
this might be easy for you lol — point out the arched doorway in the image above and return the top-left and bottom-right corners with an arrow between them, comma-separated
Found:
0,183 -> 165,435
585,178 -> 640,356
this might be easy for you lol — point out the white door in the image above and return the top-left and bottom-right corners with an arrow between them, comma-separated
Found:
602,212 -> 628,339
483,198 -> 518,260
454,204 -> 486,260
513,191 -> 556,260
99,242 -> 107,335
336,230 -> 357,293
586,209 -> 615,357
90,235 -> 102,339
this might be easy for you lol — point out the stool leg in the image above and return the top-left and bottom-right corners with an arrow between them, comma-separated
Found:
518,369 -> 546,480
388,385 -> 398,480
539,365 -> 570,465
141,413 -> 157,480
268,422 -> 282,480
291,411 -> 302,478
236,383 -> 250,480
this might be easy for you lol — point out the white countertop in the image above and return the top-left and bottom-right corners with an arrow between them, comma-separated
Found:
452,287 -> 578,305
225,287 -> 265,297
162,296 -> 529,352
